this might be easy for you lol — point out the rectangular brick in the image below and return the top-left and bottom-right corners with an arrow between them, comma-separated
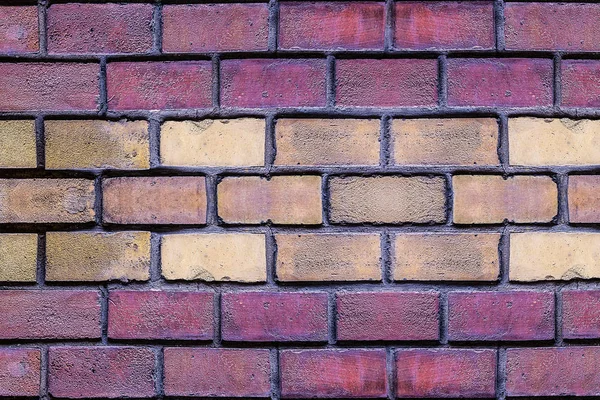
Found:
0,6 -> 38,53
0,234 -> 37,282
569,175 -> 600,223
562,60 -> 600,107
563,290 -> 600,339
0,120 -> 36,168
0,348 -> 40,397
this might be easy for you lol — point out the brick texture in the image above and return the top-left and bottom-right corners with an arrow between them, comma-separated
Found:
0,120 -> 36,168
0,233 -> 37,282
568,175 -> 600,223
562,60 -> 600,107
563,290 -> 600,339
0,7 -> 38,53
0,348 -> 40,397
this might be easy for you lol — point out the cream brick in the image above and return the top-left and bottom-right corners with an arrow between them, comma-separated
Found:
0,120 -> 36,168
0,234 -> 37,282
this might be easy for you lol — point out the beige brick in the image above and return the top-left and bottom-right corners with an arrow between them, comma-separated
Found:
329,176 -> 446,224
0,120 -> 37,168
46,231 -> 150,282
0,234 -> 37,282
276,233 -> 381,282
45,120 -> 149,170
161,233 -> 266,282
568,175 -> 600,223
275,119 -> 380,166
160,119 -> 265,167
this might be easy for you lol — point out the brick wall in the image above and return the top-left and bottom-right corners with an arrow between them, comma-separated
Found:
0,1 -> 600,399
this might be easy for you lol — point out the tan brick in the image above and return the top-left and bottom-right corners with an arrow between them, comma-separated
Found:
0,179 -> 95,223
274,119 -> 380,166
46,231 -> 150,282
0,120 -> 36,168
161,233 -> 266,282
568,175 -> 600,223
510,232 -> 600,281
217,176 -> 322,224
393,233 -> 500,281
276,233 -> 381,282
453,175 -> 557,224
509,118 -> 600,166
329,176 -> 446,224
0,234 -> 37,282
160,119 -> 265,167
392,118 -> 499,166
45,120 -> 149,170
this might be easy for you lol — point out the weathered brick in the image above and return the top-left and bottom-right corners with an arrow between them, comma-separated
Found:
453,175 -> 557,224
0,348 -> 40,397
275,119 -> 380,166
0,6 -> 38,53
108,291 -> 213,340
569,175 -> 600,223
329,176 -> 446,224
337,292 -> 439,341
0,120 -> 36,168
164,348 -> 271,397
162,233 -> 266,282
562,60 -> 600,107
221,59 -> 327,108
217,175 -> 322,224
47,4 -> 152,54
0,290 -> 100,339
396,349 -> 496,398
0,234 -> 37,282
107,61 -> 212,110
280,349 -> 387,398
103,177 -> 207,225
160,119 -> 265,167
563,290 -> 600,339
163,4 -> 269,52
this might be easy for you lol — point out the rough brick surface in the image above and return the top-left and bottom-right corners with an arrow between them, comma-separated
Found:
562,60 -> 600,107
0,348 -> 40,397
0,6 -> 38,53
568,175 -> 600,223
563,290 -> 600,339
0,233 -> 37,282
0,120 -> 36,168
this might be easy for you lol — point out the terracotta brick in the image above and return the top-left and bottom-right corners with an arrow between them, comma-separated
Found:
164,348 -> 271,397
329,176 -> 446,224
275,233 -> 381,282
163,4 -> 269,52
392,118 -> 499,166
217,175 -> 322,224
0,234 -> 37,282
569,175 -> 600,223
45,120 -> 149,170
0,6 -> 38,53
453,175 -> 557,224
103,177 -> 207,225
0,120 -> 36,168
46,231 -> 150,282
275,119 -> 380,166
393,233 -> 500,281
160,119 -> 265,167
563,290 -> 600,339
0,348 -> 40,397
562,60 -> 600,107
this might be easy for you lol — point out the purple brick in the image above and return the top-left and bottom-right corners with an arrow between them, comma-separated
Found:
0,348 -> 40,397
563,290 -> 600,339
0,6 -> 38,54
562,60 -> 600,108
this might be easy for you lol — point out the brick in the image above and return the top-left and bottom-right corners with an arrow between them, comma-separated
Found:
107,61 -> 212,110
280,349 -> 387,398
337,292 -> 439,341
393,233 -> 500,281
453,175 -> 557,224
108,291 -> 213,340
45,120 -> 149,170
562,60 -> 600,107
164,348 -> 271,397
329,176 -> 446,224
569,175 -> 600,223
396,349 -> 496,398
162,233 -> 266,282
217,175 -> 322,224
447,58 -> 553,107
0,290 -> 100,339
394,2 -> 494,50
275,233 -> 381,282
47,4 -> 152,54
222,292 -> 328,342
0,120 -> 36,168
275,118 -> 380,166
49,346 -> 155,399
0,6 -> 38,53
221,59 -> 327,108
160,119 -> 265,167
0,348 -> 40,397
103,177 -> 207,225
448,291 -> 554,341
392,118 -> 499,166
0,179 -> 95,223
0,63 -> 98,111
279,2 -> 384,50
563,290 -> 600,339
0,234 -> 37,282
163,4 -> 268,52
336,59 -> 437,107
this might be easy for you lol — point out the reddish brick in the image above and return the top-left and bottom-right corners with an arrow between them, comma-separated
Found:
222,292 -> 328,342
107,61 -> 212,110
563,290 -> 600,339
563,60 -> 600,107
448,291 -> 554,341
279,2 -> 384,50
0,290 -> 100,340
336,292 -> 439,341
49,346 -> 155,399
163,4 -> 269,52
568,175 -> 600,223
447,58 -> 553,107
0,6 -> 38,53
280,349 -> 387,398
394,2 -> 494,50
221,59 -> 327,107
396,348 -> 496,398
47,4 -> 152,54
164,348 -> 271,397
0,348 -> 40,397
108,291 -> 214,340
336,59 -> 437,107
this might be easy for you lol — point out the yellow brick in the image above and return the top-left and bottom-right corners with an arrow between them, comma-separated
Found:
0,120 -> 37,168
0,234 -> 37,282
